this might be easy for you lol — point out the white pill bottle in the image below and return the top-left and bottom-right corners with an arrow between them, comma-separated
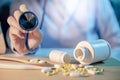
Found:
49,50 -> 71,63
73,39 -> 111,65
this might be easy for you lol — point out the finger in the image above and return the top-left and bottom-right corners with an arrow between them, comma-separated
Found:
32,28 -> 42,39
9,28 -> 28,54
7,16 -> 20,30
14,10 -> 22,22
28,28 -> 42,48
19,4 -> 29,12
9,26 -> 24,39
10,35 -> 28,54
13,38 -> 28,54
7,16 -> 25,33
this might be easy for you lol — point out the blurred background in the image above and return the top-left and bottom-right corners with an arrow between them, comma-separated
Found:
0,0 -> 13,48
0,0 -> 120,48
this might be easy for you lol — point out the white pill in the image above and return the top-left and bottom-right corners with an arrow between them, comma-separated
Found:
87,69 -> 97,75
71,64 -> 78,69
38,60 -> 46,64
54,64 -> 62,68
29,58 -> 40,63
85,65 -> 94,69
69,72 -> 82,77
41,67 -> 52,73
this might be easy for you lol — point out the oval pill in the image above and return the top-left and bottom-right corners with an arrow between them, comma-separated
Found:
29,58 -> 40,63
69,72 -> 81,77
41,67 -> 52,73
85,65 -> 94,69
87,69 -> 97,75
38,60 -> 46,64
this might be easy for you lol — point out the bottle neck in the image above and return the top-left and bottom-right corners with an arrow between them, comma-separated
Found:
74,47 -> 92,64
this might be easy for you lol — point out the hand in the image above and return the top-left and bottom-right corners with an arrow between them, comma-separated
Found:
7,4 -> 42,54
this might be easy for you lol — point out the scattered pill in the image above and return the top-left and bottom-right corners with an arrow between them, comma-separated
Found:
71,64 -> 78,69
87,69 -> 97,75
51,70 -> 57,75
46,72 -> 52,76
63,72 -> 69,76
54,64 -> 62,68
38,60 -> 46,64
92,67 -> 98,71
85,65 -> 94,69
69,71 -> 82,77
41,67 -> 52,73
29,58 -> 40,63
39,62 -> 104,78
100,68 -> 104,72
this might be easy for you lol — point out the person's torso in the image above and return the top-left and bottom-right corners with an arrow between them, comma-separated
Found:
27,0 -> 99,48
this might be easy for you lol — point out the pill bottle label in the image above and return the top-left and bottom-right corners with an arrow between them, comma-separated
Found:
49,50 -> 71,63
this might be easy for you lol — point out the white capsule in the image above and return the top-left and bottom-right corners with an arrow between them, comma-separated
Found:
69,72 -> 82,77
41,67 -> 52,73
87,69 -> 97,75
54,64 -> 62,68
85,65 -> 94,69
38,60 -> 46,64
29,58 -> 40,63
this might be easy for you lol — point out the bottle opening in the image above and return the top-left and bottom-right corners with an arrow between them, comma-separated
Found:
74,47 -> 92,64
63,54 -> 71,63
74,47 -> 84,61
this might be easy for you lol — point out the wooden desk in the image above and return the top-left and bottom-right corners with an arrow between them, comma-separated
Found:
0,48 -> 120,80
